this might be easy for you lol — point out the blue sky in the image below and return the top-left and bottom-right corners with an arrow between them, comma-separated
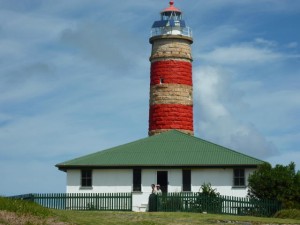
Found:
0,0 -> 299,196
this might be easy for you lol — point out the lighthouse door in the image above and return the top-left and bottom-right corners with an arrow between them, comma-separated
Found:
157,171 -> 168,193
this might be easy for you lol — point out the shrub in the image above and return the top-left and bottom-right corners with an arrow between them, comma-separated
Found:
248,162 -> 300,209
191,183 -> 223,213
274,209 -> 300,220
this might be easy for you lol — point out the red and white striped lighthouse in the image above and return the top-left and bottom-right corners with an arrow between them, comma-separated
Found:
148,1 -> 194,136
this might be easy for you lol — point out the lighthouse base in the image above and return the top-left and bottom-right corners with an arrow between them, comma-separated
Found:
149,129 -> 193,136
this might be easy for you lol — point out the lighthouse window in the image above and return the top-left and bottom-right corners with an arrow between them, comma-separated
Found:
162,12 -> 181,21
160,78 -> 164,84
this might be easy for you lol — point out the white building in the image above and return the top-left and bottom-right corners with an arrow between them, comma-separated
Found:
56,130 -> 264,212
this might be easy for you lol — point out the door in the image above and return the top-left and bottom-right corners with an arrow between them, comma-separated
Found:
157,171 -> 168,193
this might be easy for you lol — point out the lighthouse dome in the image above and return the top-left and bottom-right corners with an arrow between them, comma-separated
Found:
161,0 -> 181,13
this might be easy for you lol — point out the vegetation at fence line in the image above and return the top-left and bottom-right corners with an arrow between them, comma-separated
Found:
156,191 -> 280,217
158,183 -> 224,213
248,162 -> 300,209
275,209 -> 300,220
192,183 -> 223,213
199,183 -> 220,197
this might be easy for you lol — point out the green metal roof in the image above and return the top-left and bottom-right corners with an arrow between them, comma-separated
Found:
56,130 -> 264,170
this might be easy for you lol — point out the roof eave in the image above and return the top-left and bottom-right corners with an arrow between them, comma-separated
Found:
56,163 -> 262,171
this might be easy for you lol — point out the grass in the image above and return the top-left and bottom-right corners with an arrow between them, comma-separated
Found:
1,197 -> 300,225
0,197 -> 65,225
53,210 -> 300,225
275,209 -> 300,220
0,197 -> 51,218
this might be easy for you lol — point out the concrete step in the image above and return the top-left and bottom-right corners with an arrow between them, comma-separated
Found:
139,203 -> 148,212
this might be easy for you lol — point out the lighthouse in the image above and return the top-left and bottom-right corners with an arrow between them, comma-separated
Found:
148,0 -> 194,136
56,1 -> 266,212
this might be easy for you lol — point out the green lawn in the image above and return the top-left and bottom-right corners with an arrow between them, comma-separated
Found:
1,197 -> 299,225
54,210 -> 300,225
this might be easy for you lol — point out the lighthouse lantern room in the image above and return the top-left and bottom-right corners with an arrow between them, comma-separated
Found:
151,0 -> 192,37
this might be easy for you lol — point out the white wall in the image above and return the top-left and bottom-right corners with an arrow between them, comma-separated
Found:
191,168 -> 255,197
67,169 -> 132,193
141,169 -> 182,193
66,167 -> 255,211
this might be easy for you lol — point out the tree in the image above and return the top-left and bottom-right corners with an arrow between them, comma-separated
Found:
248,162 -> 300,209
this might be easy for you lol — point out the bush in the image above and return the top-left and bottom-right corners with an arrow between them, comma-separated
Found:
191,183 -> 223,213
248,162 -> 300,209
274,209 -> 300,220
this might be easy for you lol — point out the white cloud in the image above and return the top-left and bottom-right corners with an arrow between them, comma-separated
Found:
254,38 -> 277,48
193,35 -> 299,163
194,65 -> 278,159
198,44 -> 283,65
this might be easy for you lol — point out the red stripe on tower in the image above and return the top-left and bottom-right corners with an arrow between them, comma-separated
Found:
151,61 -> 192,86
148,1 -> 194,136
149,104 -> 194,131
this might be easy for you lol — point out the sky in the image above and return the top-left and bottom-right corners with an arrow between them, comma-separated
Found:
0,0 -> 299,196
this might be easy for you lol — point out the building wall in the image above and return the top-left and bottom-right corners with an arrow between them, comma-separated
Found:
66,167 -> 255,211
191,168 -> 255,197
67,169 -> 132,193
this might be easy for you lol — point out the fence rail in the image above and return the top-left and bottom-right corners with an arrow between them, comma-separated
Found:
10,193 -> 132,211
155,192 -> 281,217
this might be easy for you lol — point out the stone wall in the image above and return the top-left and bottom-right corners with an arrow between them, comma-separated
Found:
150,84 -> 193,105
149,35 -> 194,136
149,36 -> 193,61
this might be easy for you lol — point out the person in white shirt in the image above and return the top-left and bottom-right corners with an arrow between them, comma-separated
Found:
156,184 -> 162,194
